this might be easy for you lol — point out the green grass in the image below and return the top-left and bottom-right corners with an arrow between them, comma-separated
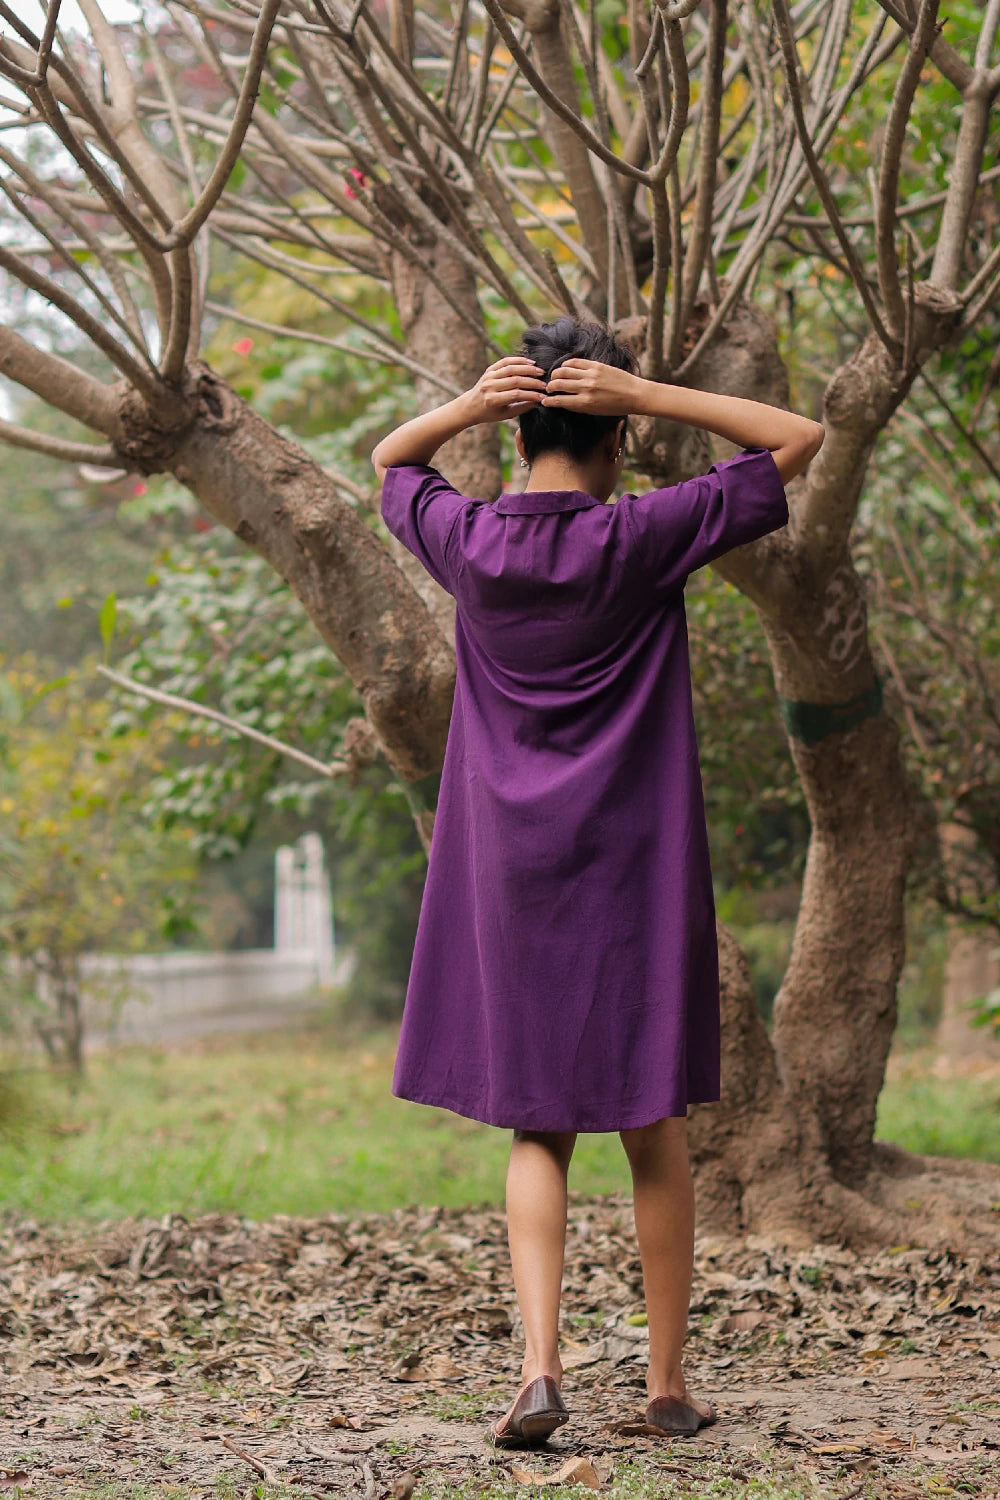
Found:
0,1022 -> 997,1224
875,1056 -> 1000,1162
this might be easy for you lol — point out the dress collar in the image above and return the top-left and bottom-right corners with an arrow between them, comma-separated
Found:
493,489 -> 607,515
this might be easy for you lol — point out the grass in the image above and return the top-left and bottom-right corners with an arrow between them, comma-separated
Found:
0,1020 -> 997,1224
876,1055 -> 1000,1162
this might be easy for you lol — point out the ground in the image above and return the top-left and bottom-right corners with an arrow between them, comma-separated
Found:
2,1199 -> 999,1500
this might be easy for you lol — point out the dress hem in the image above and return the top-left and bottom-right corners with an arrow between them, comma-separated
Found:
391,1085 -> 721,1133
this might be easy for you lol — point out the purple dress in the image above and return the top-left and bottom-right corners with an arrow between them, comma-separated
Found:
381,448 -> 787,1132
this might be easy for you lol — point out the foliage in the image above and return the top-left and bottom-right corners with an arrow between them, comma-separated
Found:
0,657 -> 200,1068
109,470 -> 426,1009
861,343 -> 1000,936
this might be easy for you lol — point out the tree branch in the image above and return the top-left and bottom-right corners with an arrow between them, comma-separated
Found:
0,242 -> 164,404
480,0 -> 651,184
0,326 -> 121,437
772,0 -> 897,356
96,666 -> 351,781
0,418 -> 120,467
875,0 -> 939,339
163,0 -> 282,251
874,0 -> 972,90
679,0 -> 726,328
930,81 -> 995,290
201,299 -> 463,397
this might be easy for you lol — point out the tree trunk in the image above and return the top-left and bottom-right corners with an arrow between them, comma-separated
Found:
772,690 -> 913,1182
156,366 -> 456,787
391,241 -> 501,501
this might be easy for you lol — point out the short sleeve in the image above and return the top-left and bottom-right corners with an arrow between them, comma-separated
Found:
620,446 -> 788,595
380,463 -> 469,594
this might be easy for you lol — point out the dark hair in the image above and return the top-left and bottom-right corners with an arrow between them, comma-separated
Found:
518,317 -> 639,463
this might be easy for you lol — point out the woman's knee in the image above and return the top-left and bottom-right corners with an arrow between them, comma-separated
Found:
619,1114 -> 688,1166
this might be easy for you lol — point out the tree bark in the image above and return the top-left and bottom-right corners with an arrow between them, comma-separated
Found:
150,366 -> 456,790
390,241 -> 501,502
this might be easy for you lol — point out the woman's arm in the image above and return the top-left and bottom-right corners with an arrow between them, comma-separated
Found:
371,357 -> 545,481
542,361 -> 824,482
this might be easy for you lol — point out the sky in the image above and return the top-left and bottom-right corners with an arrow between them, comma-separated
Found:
18,0 -> 143,31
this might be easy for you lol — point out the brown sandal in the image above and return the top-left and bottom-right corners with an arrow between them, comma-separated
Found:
487,1376 -> 569,1449
644,1395 -> 718,1436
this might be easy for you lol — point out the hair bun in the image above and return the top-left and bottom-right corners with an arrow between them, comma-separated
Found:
517,317 -> 639,466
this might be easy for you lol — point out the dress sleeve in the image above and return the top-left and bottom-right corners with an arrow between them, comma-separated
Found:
380,463 -> 469,594
621,446 -> 788,595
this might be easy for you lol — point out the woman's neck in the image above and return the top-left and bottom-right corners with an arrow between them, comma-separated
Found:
523,451 -> 614,501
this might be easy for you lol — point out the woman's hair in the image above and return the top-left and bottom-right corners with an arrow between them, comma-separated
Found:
518,317 -> 639,463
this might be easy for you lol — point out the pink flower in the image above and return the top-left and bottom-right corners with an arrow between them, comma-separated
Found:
232,337 -> 254,356
349,168 -> 366,184
133,481 -> 148,497
344,185 -> 357,200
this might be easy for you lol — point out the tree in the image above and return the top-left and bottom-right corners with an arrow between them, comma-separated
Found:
1,0 -> 999,1239
0,659 -> 200,1071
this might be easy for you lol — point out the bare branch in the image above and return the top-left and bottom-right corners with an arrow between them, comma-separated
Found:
679,7 -> 896,376
0,148 -> 148,354
679,0 -> 726,328
35,0 -> 63,80
0,241 -> 163,403
96,666 -> 351,781
874,0 -> 972,91
0,417 -> 119,467
0,327 -> 120,436
930,83 -> 995,290
479,0 -> 651,184
163,0 -> 282,251
917,367 -> 1000,488
962,235 -> 1000,327
875,0 -> 939,338
201,299 -> 463,397
772,0 -> 897,355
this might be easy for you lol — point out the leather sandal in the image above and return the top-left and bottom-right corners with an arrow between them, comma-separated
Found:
487,1375 -> 569,1449
644,1395 -> 718,1436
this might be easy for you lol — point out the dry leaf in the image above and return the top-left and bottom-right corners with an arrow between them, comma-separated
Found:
391,1352 -> 464,1382
512,1457 -> 601,1489
717,1311 -> 768,1334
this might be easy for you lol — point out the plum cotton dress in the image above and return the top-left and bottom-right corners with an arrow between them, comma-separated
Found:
381,446 -> 787,1132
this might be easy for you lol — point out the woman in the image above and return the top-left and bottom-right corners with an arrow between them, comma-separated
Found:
371,318 -> 823,1448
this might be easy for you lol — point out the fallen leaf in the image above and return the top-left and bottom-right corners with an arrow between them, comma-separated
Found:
390,1352 -> 464,1382
717,1311 -> 768,1334
512,1457 -> 601,1489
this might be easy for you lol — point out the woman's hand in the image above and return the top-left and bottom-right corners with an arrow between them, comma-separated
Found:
372,357 -> 546,478
466,356 -> 548,422
541,359 -> 640,415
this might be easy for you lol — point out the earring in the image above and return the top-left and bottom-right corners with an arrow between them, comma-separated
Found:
615,446 -> 624,460
519,457 -> 529,468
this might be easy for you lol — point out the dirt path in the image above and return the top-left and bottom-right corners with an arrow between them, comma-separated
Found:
2,1201 -> 998,1497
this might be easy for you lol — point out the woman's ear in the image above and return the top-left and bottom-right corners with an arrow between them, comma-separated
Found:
514,429 -> 527,463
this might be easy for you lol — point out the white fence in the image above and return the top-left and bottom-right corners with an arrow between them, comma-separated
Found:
78,833 -> 350,1049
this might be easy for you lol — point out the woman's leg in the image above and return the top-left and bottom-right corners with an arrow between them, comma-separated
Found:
619,1115 -> 711,1416
505,1128 -> 577,1391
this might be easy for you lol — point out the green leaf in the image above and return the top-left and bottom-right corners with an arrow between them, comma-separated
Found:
22,676 -> 71,716
99,592 -> 117,661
